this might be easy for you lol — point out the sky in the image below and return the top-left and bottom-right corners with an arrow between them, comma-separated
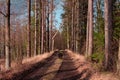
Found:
54,0 -> 64,29
12,0 -> 64,29
0,0 -> 64,29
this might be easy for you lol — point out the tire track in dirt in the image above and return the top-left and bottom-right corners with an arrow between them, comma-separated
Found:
53,51 -> 92,80
3,50 -> 92,80
11,53 -> 58,80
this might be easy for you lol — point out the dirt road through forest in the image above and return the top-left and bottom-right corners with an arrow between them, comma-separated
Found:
1,50 -> 92,80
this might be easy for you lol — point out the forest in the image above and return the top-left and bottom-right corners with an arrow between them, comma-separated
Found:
0,0 -> 120,80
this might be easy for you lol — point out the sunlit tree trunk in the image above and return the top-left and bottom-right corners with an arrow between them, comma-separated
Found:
5,0 -> 11,70
86,0 -> 93,57
86,1 -> 89,56
104,0 -> 113,71
50,0 -> 53,51
67,17 -> 69,49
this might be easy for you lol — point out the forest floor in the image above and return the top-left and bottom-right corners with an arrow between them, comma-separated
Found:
0,50 -> 119,80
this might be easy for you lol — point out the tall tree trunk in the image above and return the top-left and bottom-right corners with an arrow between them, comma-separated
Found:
118,38 -> 120,60
86,0 -> 93,57
71,0 -> 74,51
44,0 -> 47,52
5,0 -> 11,70
47,0 -> 50,52
104,0 -> 113,71
3,18 -> 5,58
117,38 -> 120,75
74,0 -> 77,52
76,0 -> 79,52
41,0 -> 44,54
27,0 -> 31,57
50,0 -> 53,51
86,1 -> 89,56
39,0 -> 42,54
34,0 -> 39,55
67,17 -> 69,49
88,0 -> 93,57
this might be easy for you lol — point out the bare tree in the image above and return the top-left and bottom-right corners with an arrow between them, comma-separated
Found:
27,0 -> 31,57
50,0 -> 53,51
34,0 -> 39,55
5,0 -> 11,70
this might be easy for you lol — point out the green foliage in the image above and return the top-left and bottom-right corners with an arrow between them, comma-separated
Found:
94,32 -> 104,51
91,52 -> 104,70
92,0 -> 105,70
113,7 -> 120,41
91,52 -> 104,63
93,0 -> 104,60
112,0 -> 120,53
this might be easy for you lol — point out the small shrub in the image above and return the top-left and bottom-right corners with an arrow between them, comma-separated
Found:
91,52 -> 104,70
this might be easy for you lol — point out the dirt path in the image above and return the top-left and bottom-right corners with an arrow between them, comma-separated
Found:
1,50 -> 92,80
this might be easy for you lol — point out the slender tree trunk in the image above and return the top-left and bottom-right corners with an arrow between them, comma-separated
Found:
71,0 -> 74,51
86,0 -> 90,57
27,0 -> 31,57
88,0 -> 93,57
34,0 -> 39,55
118,38 -> 120,56
52,39 -> 54,51
117,38 -> 120,75
104,0 -> 113,71
39,0 -> 42,54
44,0 -> 47,52
3,18 -> 5,58
47,1 -> 50,52
67,17 -> 69,49
50,0 -> 53,51
74,0 -> 76,52
85,0 -> 93,57
41,1 -> 44,54
5,0 -> 11,70
76,0 -> 79,52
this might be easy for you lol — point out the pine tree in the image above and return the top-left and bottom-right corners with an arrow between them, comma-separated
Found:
104,0 -> 113,71
86,0 -> 93,58
27,0 -> 31,57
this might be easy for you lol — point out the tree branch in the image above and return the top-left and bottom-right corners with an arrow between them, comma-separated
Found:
0,10 -> 7,17
52,30 -> 58,40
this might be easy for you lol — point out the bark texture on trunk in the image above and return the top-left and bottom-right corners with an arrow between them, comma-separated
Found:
5,0 -> 11,70
86,0 -> 93,58
41,0 -> 44,54
34,0 -> 39,55
104,0 -> 113,71
27,0 -> 31,57
117,39 -> 120,75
